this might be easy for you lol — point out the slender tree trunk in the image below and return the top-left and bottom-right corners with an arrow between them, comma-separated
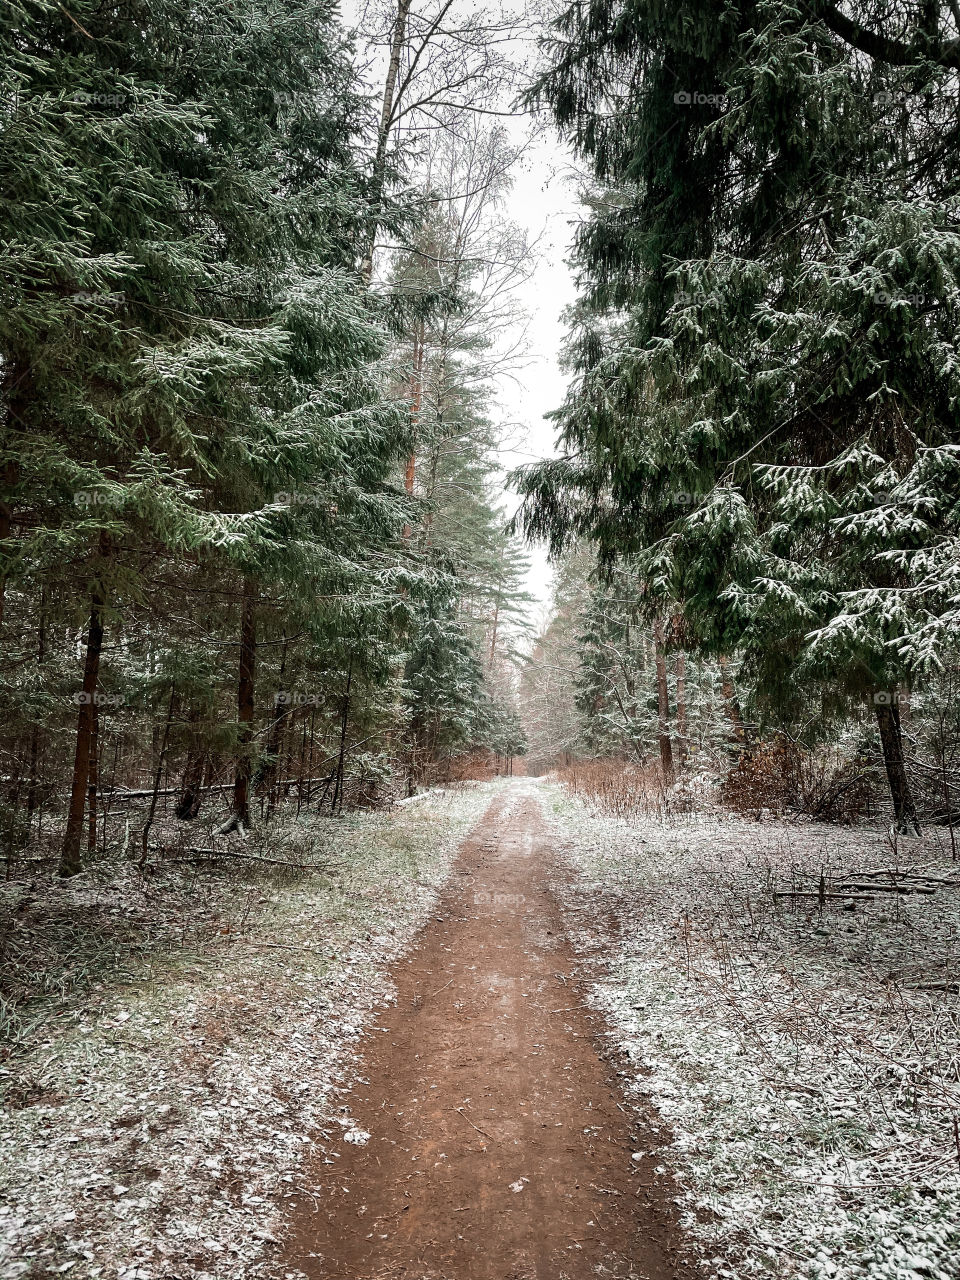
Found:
402,452 -> 417,539
410,329 -> 423,425
26,587 -> 47,834
675,652 -> 688,766
141,687 -> 177,862
875,701 -> 921,835
175,705 -> 205,821
295,723 -> 306,814
362,0 -> 414,279
87,700 -> 99,855
176,753 -> 205,821
332,659 -> 353,815
102,737 -> 121,845
0,458 -> 17,631
233,578 -> 257,827
260,706 -> 289,819
401,323 -> 423,538
488,597 -> 500,668
60,594 -> 105,876
653,618 -> 674,785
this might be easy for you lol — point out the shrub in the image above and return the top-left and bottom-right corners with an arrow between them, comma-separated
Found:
721,738 -> 877,823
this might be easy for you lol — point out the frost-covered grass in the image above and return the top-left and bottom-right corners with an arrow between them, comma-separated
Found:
0,783 -> 494,1280
543,782 -> 960,1280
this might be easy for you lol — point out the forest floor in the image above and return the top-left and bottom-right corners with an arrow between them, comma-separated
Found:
544,784 -> 960,1280
4,778 -> 960,1280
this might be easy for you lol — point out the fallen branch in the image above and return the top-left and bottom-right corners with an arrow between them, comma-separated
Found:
150,844 -> 328,871
772,891 -> 877,901
835,882 -> 937,895
211,937 -> 332,956
103,775 -> 334,801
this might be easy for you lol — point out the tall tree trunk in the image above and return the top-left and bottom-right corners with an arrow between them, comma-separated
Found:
296,714 -> 309,816
232,578 -> 257,828
675,652 -> 688,766
653,618 -> 674,785
141,687 -> 177,862
488,596 -> 500,669
175,705 -> 205,821
86,700 -> 99,855
26,587 -> 47,834
0,458 -> 17,631
875,701 -> 921,835
362,0 -> 414,279
331,659 -> 354,815
60,593 -> 106,876
176,751 -> 205,821
402,451 -> 417,540
401,322 -> 424,539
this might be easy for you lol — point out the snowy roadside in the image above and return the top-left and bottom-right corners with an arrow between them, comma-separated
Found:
0,783 -> 496,1280
542,783 -> 960,1280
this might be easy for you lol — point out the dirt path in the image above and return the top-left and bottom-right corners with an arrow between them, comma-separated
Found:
284,782 -> 690,1280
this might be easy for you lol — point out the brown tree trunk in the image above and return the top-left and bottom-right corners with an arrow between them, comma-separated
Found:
26,587 -> 47,834
675,652 -> 688,766
653,618 -> 674,785
86,700 -> 99,855
875,701 -> 921,835
60,594 -> 105,876
0,458 -> 17,631
175,749 -> 205,821
331,659 -> 354,815
401,323 -> 423,539
233,578 -> 257,828
175,704 -> 205,821
141,687 -> 177,862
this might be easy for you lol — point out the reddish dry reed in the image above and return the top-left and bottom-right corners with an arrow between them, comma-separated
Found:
556,758 -> 696,820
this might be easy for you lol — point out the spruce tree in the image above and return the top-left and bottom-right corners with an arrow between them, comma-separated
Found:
1,0 -> 410,868
515,0 -> 960,830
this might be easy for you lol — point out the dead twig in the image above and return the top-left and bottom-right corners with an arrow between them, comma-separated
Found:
454,1107 -> 494,1142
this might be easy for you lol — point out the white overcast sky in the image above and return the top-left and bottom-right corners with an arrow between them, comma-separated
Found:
492,127 -> 580,617
344,0 -> 581,617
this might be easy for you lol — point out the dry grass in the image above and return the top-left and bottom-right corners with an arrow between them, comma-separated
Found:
556,758 -> 706,821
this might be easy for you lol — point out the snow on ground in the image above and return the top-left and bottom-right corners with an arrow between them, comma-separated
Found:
0,783 -> 494,1280
542,782 -> 960,1280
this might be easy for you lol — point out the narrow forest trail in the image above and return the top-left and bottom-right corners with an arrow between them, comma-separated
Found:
283,781 -> 691,1280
